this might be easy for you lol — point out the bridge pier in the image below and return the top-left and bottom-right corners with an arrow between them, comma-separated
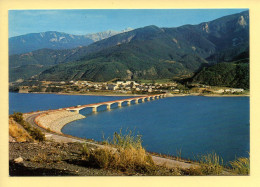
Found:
64,94 -> 166,115
118,101 -> 123,107
92,107 -> 97,113
106,104 -> 111,110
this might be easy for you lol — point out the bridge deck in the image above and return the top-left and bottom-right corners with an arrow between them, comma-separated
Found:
65,94 -> 165,111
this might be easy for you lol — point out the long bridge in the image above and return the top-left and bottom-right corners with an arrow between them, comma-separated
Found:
24,92 -> 197,169
64,94 -> 167,113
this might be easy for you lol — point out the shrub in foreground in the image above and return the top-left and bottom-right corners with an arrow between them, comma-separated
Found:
230,157 -> 250,175
30,127 -> 45,141
9,118 -> 33,142
82,130 -> 249,176
81,130 -> 155,174
10,112 -> 45,142
198,152 -> 224,175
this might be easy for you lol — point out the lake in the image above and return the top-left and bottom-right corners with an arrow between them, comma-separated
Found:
9,92 -> 249,163
9,92 -> 132,114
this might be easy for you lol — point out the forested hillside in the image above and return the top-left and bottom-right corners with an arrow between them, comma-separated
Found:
9,11 -> 249,83
192,57 -> 249,89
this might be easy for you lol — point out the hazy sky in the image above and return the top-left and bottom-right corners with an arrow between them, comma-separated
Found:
9,9 -> 247,38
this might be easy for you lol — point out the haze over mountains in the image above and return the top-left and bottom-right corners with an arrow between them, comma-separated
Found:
9,11 -> 249,88
9,28 -> 133,55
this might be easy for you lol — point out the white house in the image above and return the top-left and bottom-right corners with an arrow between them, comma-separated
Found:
107,84 -> 118,90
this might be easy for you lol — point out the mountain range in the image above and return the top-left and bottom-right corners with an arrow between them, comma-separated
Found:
9,11 -> 249,88
9,28 -> 133,55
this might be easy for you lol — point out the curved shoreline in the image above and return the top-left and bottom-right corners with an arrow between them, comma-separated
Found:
33,94 -> 166,134
22,94 -> 249,169
25,110 -> 197,169
35,110 -> 85,134
31,93 -> 249,134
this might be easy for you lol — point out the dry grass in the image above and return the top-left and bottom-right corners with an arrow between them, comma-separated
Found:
178,152 -> 225,176
198,152 -> 224,175
9,118 -> 33,142
230,157 -> 250,175
31,152 -> 48,163
81,130 -> 155,174
180,167 -> 204,176
10,112 -> 45,142
82,144 -> 155,174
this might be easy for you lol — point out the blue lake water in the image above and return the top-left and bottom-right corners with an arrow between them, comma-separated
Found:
9,93 -> 131,114
9,93 -> 249,163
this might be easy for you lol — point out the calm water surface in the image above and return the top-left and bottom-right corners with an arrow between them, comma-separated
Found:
10,93 -> 249,163
9,92 -> 131,114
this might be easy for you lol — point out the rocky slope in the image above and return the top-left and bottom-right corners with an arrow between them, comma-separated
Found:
9,142 -> 123,176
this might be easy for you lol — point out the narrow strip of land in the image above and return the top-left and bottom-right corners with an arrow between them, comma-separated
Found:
23,94 -> 198,169
24,111 -> 197,169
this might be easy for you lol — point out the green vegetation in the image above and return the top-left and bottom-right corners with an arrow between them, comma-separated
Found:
206,44 -> 249,63
46,86 -> 64,92
9,65 -> 49,82
9,11 -> 249,83
9,48 -> 74,68
176,84 -> 190,93
138,79 -> 172,84
38,46 -> 206,82
10,112 -> 45,141
192,60 -> 249,89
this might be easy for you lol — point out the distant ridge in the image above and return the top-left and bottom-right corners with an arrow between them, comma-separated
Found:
9,28 -> 133,55
9,11 -> 249,84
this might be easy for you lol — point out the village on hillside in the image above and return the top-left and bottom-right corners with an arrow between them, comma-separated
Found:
10,79 -> 246,95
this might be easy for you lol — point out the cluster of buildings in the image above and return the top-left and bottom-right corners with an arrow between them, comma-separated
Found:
70,80 -> 178,93
17,80 -> 177,94
212,88 -> 244,94
189,84 -> 245,94
15,80 -> 245,95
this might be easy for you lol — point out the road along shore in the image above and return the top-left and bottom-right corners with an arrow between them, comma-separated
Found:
35,110 -> 85,134
24,109 -> 197,169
